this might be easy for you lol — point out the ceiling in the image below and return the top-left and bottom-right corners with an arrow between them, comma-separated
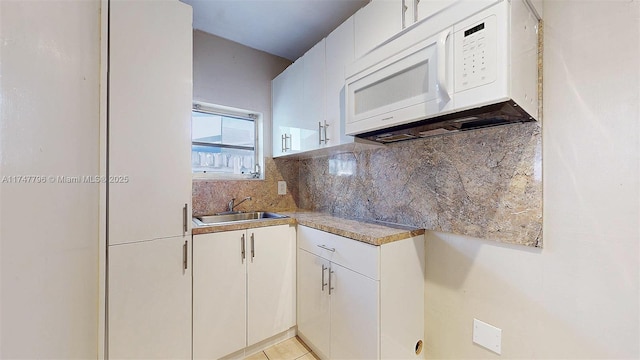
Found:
181,0 -> 369,61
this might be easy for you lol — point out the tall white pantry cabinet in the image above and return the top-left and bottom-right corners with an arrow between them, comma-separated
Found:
107,1 -> 193,359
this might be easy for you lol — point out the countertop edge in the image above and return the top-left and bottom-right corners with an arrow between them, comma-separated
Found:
192,218 -> 296,235
295,219 -> 425,246
192,212 -> 425,246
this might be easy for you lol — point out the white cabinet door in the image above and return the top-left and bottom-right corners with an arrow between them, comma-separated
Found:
193,230 -> 247,360
109,0 -> 192,245
354,0 -> 403,59
108,237 -> 192,359
273,41 -> 326,156
272,63 -> 290,158
247,225 -> 295,345
272,59 -> 304,157
193,225 -> 295,357
415,0 -> 457,22
330,263 -> 380,360
325,17 -> 355,146
297,249 -> 331,359
301,39 -> 326,151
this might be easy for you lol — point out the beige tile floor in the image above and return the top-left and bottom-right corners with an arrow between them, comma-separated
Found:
245,337 -> 319,360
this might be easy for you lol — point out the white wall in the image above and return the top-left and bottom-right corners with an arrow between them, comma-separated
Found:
425,1 -> 639,358
0,1 -> 101,358
193,30 -> 291,157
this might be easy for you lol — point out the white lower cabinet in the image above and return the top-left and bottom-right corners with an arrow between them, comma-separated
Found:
193,225 -> 296,359
193,229 -> 246,359
329,262 -> 380,360
108,237 -> 192,359
297,250 -> 331,359
297,225 -> 425,360
246,225 -> 296,345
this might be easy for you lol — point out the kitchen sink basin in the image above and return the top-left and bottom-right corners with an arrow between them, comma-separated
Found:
194,211 -> 288,226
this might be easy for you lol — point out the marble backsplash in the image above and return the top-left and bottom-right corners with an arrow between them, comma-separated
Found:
192,157 -> 300,216
192,122 -> 542,247
298,122 -> 543,247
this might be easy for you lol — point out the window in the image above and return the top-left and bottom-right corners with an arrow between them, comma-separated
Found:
191,102 -> 262,179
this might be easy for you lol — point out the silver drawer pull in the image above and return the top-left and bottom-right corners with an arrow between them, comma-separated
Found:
250,233 -> 255,262
329,268 -> 335,295
317,244 -> 335,252
241,234 -> 246,263
321,264 -> 327,291
182,204 -> 188,234
323,121 -> 329,143
183,240 -> 188,271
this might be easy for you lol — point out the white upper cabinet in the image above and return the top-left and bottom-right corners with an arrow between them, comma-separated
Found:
325,17 -> 355,146
273,17 -> 359,157
301,40 -> 326,151
354,0 -> 406,59
272,41 -> 326,157
415,0 -> 458,22
109,0 -> 192,245
272,58 -> 304,157
276,0 -> 455,156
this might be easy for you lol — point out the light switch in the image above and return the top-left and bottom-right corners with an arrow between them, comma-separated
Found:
277,181 -> 287,195
473,318 -> 501,355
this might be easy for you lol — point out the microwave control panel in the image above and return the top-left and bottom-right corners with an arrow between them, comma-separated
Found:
454,15 -> 497,92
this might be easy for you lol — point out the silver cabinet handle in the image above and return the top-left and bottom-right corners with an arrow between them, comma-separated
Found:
282,133 -> 292,152
321,264 -> 328,291
241,234 -> 246,263
329,267 -> 335,295
182,203 -> 188,234
413,0 -> 419,23
317,244 -> 335,252
319,121 -> 330,144
401,0 -> 408,29
281,133 -> 293,152
250,233 -> 255,262
183,240 -> 188,271
323,121 -> 329,143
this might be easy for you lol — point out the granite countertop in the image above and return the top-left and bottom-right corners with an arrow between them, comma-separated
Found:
192,211 -> 424,246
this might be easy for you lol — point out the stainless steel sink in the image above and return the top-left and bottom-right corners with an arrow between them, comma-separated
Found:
194,211 -> 288,226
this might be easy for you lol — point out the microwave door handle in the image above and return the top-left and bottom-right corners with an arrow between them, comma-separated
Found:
436,29 -> 452,103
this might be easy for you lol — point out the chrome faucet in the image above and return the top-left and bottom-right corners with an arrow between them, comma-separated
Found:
249,163 -> 261,179
228,196 -> 252,212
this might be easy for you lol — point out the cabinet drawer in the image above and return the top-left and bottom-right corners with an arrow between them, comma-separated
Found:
298,225 -> 379,280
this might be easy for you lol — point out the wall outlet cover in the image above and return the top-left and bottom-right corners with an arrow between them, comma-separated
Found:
277,181 -> 287,195
473,318 -> 502,355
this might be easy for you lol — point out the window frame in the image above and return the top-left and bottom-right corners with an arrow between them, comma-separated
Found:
191,101 -> 263,180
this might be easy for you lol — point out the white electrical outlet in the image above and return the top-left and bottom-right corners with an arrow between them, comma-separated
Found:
473,318 -> 502,355
277,181 -> 287,195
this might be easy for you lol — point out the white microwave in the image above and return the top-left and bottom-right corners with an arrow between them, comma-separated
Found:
345,0 -> 540,142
